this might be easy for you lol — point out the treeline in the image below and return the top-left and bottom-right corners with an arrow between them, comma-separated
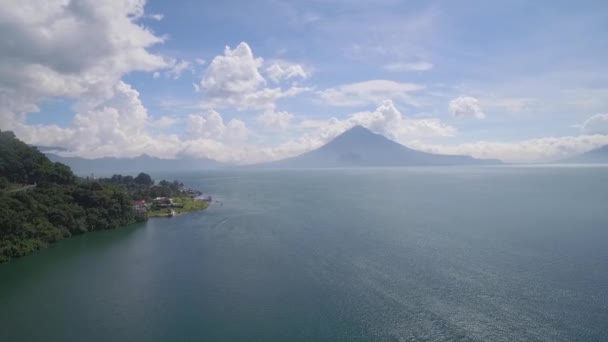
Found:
0,131 -> 136,263
99,174 -> 187,200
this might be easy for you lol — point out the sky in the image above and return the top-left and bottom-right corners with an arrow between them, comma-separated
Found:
1,0 -> 608,164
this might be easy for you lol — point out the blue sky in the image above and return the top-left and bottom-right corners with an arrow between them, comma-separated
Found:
2,0 -> 608,163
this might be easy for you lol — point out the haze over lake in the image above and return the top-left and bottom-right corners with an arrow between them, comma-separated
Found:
1,166 -> 607,341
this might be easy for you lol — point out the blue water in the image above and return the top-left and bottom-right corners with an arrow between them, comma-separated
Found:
1,166 -> 607,341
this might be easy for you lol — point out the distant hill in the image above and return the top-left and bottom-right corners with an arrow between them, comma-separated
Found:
46,153 -> 224,176
33,145 -> 68,153
561,145 -> 608,163
258,125 -> 500,168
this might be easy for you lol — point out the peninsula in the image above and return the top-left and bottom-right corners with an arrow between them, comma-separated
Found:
98,173 -> 210,219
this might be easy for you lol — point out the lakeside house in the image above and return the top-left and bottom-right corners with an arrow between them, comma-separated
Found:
152,197 -> 173,208
133,200 -> 147,211
152,197 -> 186,209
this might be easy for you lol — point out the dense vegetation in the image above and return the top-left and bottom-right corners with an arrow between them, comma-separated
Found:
0,131 -> 209,263
98,174 -> 191,201
0,131 -> 136,262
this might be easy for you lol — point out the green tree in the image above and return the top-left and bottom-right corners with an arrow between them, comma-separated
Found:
134,172 -> 153,186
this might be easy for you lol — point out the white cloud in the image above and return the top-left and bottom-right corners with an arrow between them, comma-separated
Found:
483,96 -> 535,113
150,116 -> 178,129
201,42 -> 265,96
449,96 -> 485,119
13,81 -> 183,159
265,60 -> 308,83
0,0 -> 167,101
318,80 -> 424,107
187,110 -> 249,142
199,86 -> 310,111
226,119 -> 249,141
0,3 -> 261,161
257,111 -> 294,129
198,42 -> 310,110
152,59 -> 195,80
579,113 -> 608,135
410,135 -> 608,163
165,59 -> 192,79
0,0 -> 168,133
148,13 -> 164,21
383,61 -> 433,72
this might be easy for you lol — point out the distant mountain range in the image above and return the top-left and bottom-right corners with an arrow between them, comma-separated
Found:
42,126 -> 501,173
45,153 -> 224,176
561,145 -> 608,163
258,125 -> 500,168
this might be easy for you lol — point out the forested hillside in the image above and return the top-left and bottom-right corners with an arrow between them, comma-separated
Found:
0,131 -> 136,262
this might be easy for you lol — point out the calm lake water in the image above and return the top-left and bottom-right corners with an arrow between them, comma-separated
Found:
1,166 -> 607,341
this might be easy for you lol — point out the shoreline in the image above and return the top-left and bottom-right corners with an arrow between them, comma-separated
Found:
0,198 -> 211,264
147,196 -> 210,218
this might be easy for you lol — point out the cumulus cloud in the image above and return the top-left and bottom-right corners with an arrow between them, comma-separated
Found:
449,96 -> 485,119
150,116 -> 178,129
0,2 -> 262,162
579,113 -> 608,135
0,0 -> 171,152
13,81 -> 184,159
202,43 -> 265,95
198,42 -> 310,110
265,60 -> 308,83
0,0 -> 167,121
200,86 -> 310,111
383,61 -> 433,72
257,111 -> 294,129
318,80 -> 424,107
410,134 -> 608,163
0,1 -> 265,161
187,110 -> 249,141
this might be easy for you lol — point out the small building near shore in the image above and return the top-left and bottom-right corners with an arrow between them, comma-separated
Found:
133,200 -> 147,213
152,197 -> 173,208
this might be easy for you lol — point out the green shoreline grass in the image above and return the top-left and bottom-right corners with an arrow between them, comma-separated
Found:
148,196 -> 209,218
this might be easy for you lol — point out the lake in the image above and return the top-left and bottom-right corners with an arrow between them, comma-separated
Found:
1,166 -> 607,341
